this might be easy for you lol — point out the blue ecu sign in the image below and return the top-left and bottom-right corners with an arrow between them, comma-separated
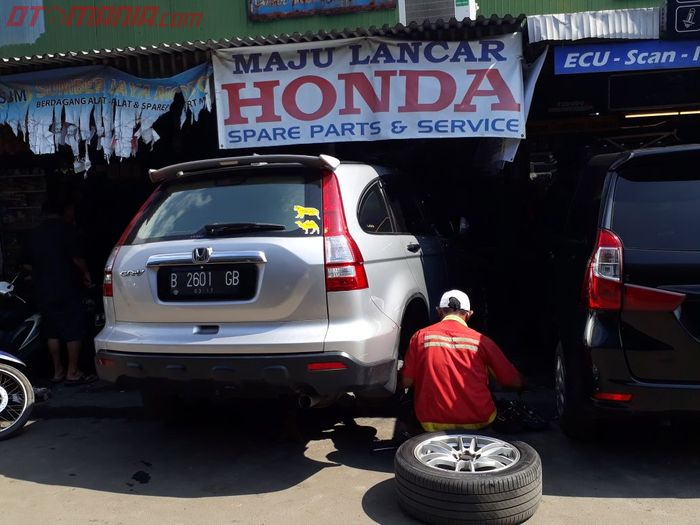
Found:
249,0 -> 396,20
554,40 -> 700,74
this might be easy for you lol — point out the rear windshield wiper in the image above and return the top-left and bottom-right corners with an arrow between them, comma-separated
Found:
197,222 -> 286,237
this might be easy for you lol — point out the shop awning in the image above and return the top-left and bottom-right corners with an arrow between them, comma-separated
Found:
0,16 -> 525,77
527,8 -> 659,43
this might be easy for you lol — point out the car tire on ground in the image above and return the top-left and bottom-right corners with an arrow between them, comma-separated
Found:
554,343 -> 599,440
394,431 -> 542,525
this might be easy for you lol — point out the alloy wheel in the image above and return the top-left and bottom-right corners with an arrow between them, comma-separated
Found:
414,434 -> 520,474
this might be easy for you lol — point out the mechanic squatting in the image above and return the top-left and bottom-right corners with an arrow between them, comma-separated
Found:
220,40 -> 522,143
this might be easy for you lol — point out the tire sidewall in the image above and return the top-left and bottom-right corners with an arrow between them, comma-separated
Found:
555,342 -> 599,439
0,363 -> 35,440
555,344 -> 568,419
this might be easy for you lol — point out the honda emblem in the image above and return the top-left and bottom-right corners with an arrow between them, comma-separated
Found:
192,247 -> 211,264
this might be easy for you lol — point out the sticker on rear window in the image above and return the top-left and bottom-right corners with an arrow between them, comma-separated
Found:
293,205 -> 320,220
295,220 -> 320,235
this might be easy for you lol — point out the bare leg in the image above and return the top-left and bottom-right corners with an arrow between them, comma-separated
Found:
66,340 -> 82,380
48,338 -> 64,380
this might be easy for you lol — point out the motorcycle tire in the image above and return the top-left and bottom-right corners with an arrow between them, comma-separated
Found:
0,363 -> 35,441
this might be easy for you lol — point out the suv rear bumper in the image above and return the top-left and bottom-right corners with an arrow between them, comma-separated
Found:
95,349 -> 395,396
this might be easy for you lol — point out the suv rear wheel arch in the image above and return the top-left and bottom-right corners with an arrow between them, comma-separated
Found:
399,297 -> 430,359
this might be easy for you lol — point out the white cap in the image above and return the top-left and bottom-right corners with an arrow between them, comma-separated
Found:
439,290 -> 471,311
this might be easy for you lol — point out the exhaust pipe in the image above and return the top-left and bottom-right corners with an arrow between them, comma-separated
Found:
298,394 -> 320,409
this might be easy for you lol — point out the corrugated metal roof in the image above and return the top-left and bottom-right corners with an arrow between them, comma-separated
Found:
0,16 -> 525,78
527,8 -> 659,42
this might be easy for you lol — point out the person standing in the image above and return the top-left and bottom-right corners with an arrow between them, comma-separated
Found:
401,290 -> 522,431
28,201 -> 96,385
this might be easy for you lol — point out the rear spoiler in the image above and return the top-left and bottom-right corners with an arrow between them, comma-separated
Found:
148,154 -> 341,184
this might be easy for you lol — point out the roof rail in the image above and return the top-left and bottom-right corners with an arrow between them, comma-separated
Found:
148,154 -> 341,183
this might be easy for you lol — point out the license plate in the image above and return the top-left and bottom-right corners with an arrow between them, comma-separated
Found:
157,264 -> 257,302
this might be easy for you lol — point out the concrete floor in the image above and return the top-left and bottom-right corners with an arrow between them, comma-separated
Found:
1,393 -> 700,525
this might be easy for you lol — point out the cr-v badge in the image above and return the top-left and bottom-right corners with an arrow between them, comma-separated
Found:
120,269 -> 145,277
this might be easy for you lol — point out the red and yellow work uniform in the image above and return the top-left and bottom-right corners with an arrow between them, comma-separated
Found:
402,314 -> 520,432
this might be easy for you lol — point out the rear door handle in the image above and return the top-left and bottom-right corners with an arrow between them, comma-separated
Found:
407,243 -> 421,253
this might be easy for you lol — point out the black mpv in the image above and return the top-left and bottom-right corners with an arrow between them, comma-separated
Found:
553,145 -> 700,438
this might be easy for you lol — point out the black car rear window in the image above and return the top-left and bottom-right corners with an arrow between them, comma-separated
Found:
128,168 -> 322,244
612,170 -> 700,251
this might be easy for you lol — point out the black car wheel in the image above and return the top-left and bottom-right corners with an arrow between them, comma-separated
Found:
555,343 -> 598,440
394,431 -> 542,525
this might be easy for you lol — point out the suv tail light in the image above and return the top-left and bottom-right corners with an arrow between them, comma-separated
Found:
103,246 -> 119,297
103,188 -> 160,297
583,229 -> 686,312
583,229 -> 623,310
322,171 -> 368,292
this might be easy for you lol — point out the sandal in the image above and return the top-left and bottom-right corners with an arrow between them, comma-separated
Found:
50,372 -> 66,384
64,373 -> 97,386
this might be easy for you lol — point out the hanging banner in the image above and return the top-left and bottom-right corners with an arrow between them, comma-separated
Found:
0,64 -> 211,171
213,34 -> 525,150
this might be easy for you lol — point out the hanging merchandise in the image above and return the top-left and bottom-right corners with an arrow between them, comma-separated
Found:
0,63 -> 211,171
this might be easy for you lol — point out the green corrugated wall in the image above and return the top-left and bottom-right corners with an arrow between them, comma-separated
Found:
477,0 -> 661,16
0,0 -> 398,59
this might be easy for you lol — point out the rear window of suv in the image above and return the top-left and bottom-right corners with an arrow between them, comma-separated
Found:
128,168 -> 322,244
612,168 -> 700,251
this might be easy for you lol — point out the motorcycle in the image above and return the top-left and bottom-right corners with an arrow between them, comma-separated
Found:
0,350 -> 34,440
0,274 -> 43,374
0,274 -> 41,441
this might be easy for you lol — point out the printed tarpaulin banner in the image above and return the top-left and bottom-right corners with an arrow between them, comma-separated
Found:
213,34 -> 525,150
0,64 -> 211,171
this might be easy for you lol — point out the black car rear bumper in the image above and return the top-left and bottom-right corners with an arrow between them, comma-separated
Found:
95,350 -> 395,397
593,376 -> 700,413
590,342 -> 700,414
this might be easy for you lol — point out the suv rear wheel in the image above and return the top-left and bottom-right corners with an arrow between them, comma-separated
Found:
555,343 -> 599,440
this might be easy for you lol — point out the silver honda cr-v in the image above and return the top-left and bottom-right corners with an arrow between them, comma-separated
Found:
95,155 -> 448,406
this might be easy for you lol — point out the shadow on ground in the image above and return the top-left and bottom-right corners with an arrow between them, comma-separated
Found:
0,399 -> 394,498
362,478 -> 422,525
533,417 -> 700,499
2,390 -> 700,506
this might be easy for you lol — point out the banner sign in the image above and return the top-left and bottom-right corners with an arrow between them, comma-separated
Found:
0,64 -> 211,171
555,40 -> 700,75
213,35 -> 525,150
248,0 -> 396,20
